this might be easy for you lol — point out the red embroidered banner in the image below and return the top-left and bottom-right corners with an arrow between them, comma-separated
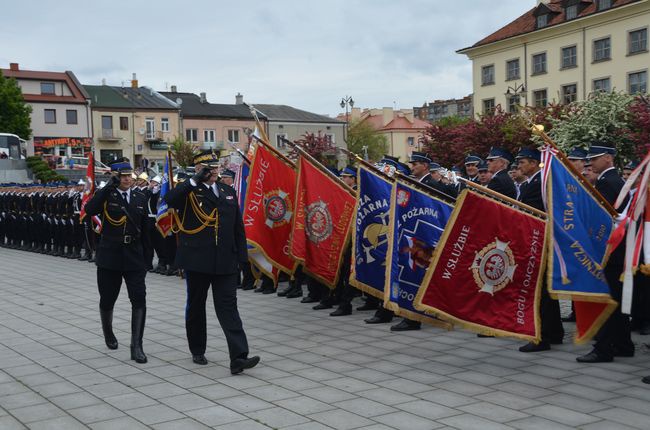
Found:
243,144 -> 297,274
415,190 -> 546,341
291,155 -> 356,287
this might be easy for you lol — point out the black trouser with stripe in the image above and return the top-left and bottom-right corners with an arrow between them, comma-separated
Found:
97,267 -> 147,310
185,271 -> 248,361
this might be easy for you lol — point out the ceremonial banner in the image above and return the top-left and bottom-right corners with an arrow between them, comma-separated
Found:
235,161 -> 250,214
350,166 -> 393,299
79,152 -> 102,231
291,155 -> 356,287
385,179 -> 454,328
415,190 -> 545,341
541,147 -> 617,342
156,151 -> 174,237
243,144 -> 297,274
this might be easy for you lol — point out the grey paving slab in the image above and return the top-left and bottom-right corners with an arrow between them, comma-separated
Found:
2,248 -> 650,430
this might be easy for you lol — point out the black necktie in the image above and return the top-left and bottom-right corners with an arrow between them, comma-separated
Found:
121,192 -> 128,204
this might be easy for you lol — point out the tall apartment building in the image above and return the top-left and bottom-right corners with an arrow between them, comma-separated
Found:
414,96 -> 473,123
1,63 -> 92,157
458,0 -> 649,115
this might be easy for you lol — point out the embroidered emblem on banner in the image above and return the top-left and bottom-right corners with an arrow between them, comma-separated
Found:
470,238 -> 517,295
397,189 -> 411,207
361,212 -> 390,264
264,189 -> 292,228
305,200 -> 333,244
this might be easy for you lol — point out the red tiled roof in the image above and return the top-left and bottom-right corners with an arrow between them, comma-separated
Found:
382,116 -> 430,131
1,67 -> 88,103
462,0 -> 641,50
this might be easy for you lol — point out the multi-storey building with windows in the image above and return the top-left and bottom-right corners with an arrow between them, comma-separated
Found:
458,0 -> 649,115
414,96 -> 474,123
159,89 -> 261,156
85,79 -> 180,167
1,62 -> 92,157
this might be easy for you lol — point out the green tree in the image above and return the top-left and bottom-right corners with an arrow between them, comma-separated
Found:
169,135 -> 197,169
0,71 -> 32,139
345,119 -> 389,162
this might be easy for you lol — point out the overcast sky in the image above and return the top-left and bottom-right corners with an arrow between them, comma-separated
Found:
2,0 -> 531,116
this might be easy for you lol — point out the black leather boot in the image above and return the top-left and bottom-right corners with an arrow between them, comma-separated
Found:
100,308 -> 118,350
130,308 -> 147,363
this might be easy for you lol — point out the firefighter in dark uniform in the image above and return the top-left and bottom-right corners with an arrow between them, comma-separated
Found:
486,147 -> 517,200
84,162 -> 150,364
164,150 -> 260,374
515,147 -> 564,352
577,142 -> 633,363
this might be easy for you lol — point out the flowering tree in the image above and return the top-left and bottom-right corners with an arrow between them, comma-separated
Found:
290,131 -> 338,165
625,96 -> 650,159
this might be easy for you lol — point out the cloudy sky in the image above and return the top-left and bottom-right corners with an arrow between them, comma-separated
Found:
2,0 -> 530,116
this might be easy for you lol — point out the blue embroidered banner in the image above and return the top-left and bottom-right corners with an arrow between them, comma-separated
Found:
350,166 -> 393,299
541,147 -> 617,343
385,179 -> 454,325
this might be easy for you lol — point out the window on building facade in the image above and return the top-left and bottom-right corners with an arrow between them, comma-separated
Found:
119,117 -> 129,130
593,77 -> 611,93
482,98 -> 495,114
507,95 -> 520,113
597,0 -> 612,10
145,118 -> 155,139
532,53 -> 547,75
204,129 -> 215,143
533,90 -> 548,107
324,133 -> 335,144
629,28 -> 648,54
481,65 -> 495,85
161,118 -> 169,132
593,37 -> 611,62
66,109 -> 78,125
227,129 -> 239,143
561,45 -> 577,69
276,133 -> 288,149
407,137 -> 415,146
565,5 -> 578,20
44,109 -> 56,124
629,71 -> 648,94
101,115 -> 112,130
537,14 -> 548,29
185,129 -> 198,142
506,59 -> 520,80
40,82 -> 55,95
562,84 -> 578,104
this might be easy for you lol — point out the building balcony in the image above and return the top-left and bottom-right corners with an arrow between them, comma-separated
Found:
145,131 -> 164,142
98,129 -> 121,142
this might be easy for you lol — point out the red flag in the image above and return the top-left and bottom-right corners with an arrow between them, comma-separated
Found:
243,144 -> 297,274
291,155 -> 356,287
415,190 -> 546,341
79,152 -> 96,222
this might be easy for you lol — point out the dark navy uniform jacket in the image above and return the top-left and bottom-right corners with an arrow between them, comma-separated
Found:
85,186 -> 149,271
517,170 -> 543,211
164,180 -> 248,275
487,169 -> 517,200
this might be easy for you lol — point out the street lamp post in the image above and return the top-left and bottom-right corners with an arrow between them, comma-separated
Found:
505,82 -> 526,112
340,95 -> 354,143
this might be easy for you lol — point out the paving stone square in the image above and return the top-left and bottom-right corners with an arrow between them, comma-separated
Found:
1,248 -> 649,429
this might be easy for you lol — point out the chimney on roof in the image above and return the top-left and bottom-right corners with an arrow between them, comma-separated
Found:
170,85 -> 177,93
235,92 -> 243,105
131,73 -> 138,88
382,107 -> 393,127
9,63 -> 19,71
200,92 -> 207,103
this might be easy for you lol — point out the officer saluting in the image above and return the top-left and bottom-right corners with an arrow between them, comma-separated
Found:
84,161 -> 149,363
164,150 -> 259,374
